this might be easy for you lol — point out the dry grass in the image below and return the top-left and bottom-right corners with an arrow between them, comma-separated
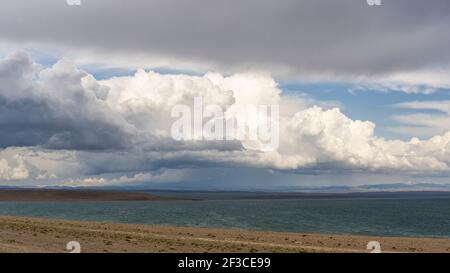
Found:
0,216 -> 449,253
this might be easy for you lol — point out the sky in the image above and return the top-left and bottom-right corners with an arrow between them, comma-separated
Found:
1,0 -> 450,189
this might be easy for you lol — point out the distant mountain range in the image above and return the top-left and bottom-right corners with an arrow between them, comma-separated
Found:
275,183 -> 450,193
1,182 -> 450,193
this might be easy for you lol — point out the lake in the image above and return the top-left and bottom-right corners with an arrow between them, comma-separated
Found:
0,196 -> 449,238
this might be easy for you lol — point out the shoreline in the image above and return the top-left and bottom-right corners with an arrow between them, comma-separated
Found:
0,216 -> 449,253
0,189 -> 177,202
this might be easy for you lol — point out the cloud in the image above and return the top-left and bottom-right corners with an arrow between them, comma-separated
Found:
389,101 -> 450,137
62,169 -> 186,186
349,69 -> 450,94
98,70 -> 450,174
0,147 -> 80,182
1,0 -> 450,91
275,106 -> 450,172
0,156 -> 29,180
0,51 -> 134,150
394,101 -> 450,113
2,52 -> 450,185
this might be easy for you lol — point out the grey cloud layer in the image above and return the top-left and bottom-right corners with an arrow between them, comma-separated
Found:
1,0 -> 449,77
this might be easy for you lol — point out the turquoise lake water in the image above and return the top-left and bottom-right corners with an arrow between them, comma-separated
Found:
0,197 -> 449,238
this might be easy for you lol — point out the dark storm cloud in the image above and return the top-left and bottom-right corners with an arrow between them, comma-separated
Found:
0,95 -> 131,150
1,0 -> 449,77
0,51 -> 132,150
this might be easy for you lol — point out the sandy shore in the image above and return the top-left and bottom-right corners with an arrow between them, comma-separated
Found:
0,216 -> 448,253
